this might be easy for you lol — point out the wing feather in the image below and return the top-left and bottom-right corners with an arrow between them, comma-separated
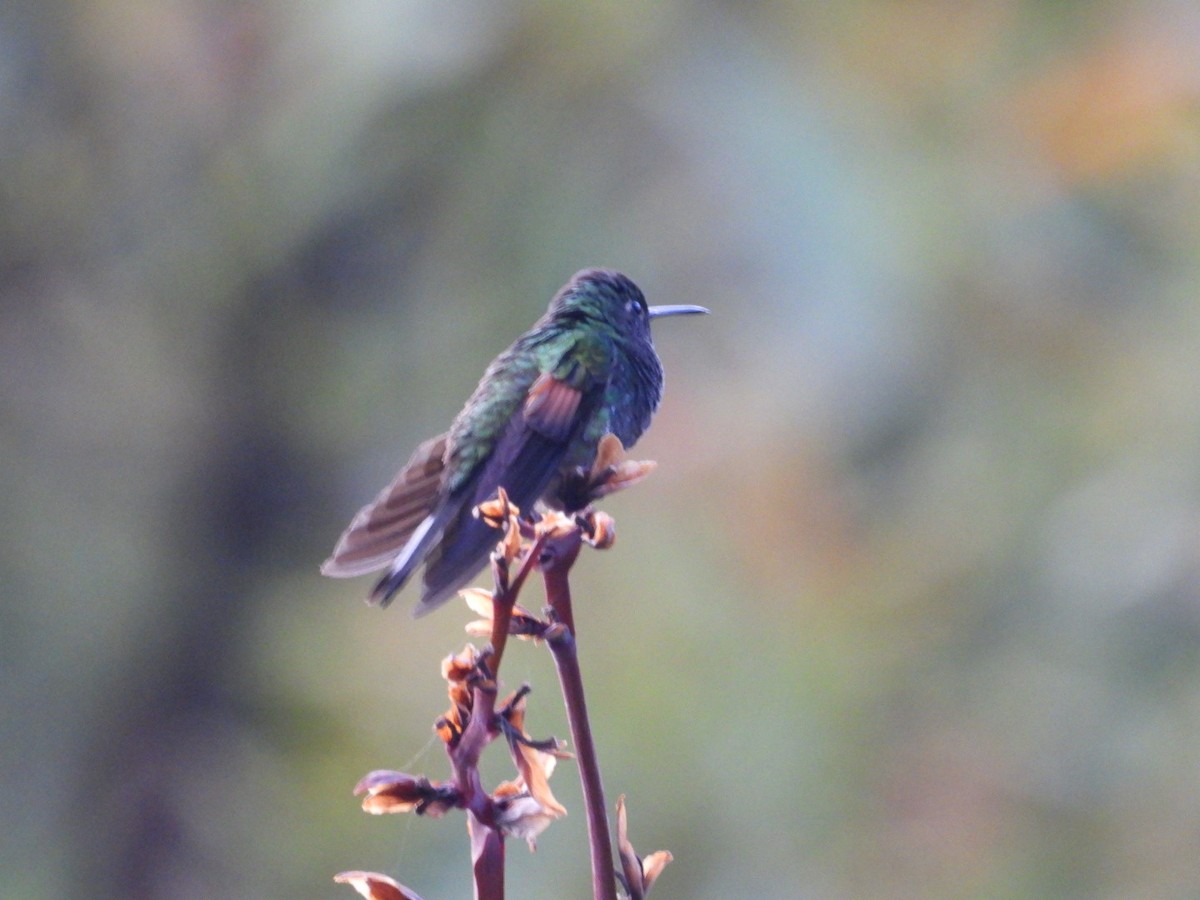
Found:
321,433 -> 448,578
523,372 -> 583,441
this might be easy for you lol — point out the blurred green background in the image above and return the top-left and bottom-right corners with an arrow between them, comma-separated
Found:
4,1 -> 1200,898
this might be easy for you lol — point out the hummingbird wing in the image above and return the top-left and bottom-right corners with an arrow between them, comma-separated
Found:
412,369 -> 599,615
320,433 -> 449,578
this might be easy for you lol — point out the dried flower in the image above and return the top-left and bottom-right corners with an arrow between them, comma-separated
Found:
554,433 -> 658,510
440,643 -> 480,684
473,486 -> 526,566
474,486 -> 520,529
437,644 -> 487,744
461,587 -> 547,641
615,795 -> 673,899
502,701 -> 569,821
353,770 -> 460,818
479,690 -> 571,850
493,792 -> 561,851
334,870 -> 425,900
536,509 -> 578,541
580,510 -> 617,549
501,513 -> 523,563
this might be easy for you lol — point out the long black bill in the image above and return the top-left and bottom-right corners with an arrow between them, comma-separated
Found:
648,304 -> 710,318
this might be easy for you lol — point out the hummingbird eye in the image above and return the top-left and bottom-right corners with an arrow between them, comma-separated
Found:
625,297 -> 646,317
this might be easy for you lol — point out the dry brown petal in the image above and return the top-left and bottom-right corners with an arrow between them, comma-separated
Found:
536,510 -> 578,541
447,684 -> 471,717
475,487 -> 519,529
513,742 -> 567,818
589,433 -> 626,477
614,795 -> 672,898
447,681 -> 472,715
593,459 -> 657,498
462,588 -> 542,635
465,610 -> 545,641
354,770 -> 422,805
464,618 -> 492,638
509,611 -> 548,641
491,777 -> 523,799
438,644 -> 487,744
494,794 -> 561,851
640,851 -> 674,892
434,714 -> 459,745
354,771 -> 459,817
582,433 -> 657,500
500,693 -> 568,818
581,511 -> 617,549
501,516 -> 523,563
438,685 -> 471,744
502,689 -> 527,730
441,644 -> 478,683
334,870 -> 425,900
359,792 -> 416,815
354,769 -> 409,793
616,795 -> 643,898
460,587 -> 495,617
462,588 -> 497,637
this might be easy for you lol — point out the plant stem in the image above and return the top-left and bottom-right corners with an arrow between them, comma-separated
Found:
541,528 -> 617,900
485,530 -> 547,675
452,681 -> 504,899
468,808 -> 505,900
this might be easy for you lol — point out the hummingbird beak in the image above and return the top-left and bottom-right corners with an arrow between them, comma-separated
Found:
647,304 -> 710,319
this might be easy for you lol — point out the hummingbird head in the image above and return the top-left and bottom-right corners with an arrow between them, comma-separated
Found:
550,268 -> 709,343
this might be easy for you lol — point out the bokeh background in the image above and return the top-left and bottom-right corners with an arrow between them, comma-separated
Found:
5,2 -> 1200,898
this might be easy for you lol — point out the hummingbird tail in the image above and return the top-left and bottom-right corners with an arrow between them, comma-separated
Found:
368,508 -> 445,607
368,571 -> 408,608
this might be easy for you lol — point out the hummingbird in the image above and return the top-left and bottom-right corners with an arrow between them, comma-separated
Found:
321,268 -> 708,615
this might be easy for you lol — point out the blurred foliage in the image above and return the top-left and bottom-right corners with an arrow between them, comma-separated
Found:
3,1 -> 1200,898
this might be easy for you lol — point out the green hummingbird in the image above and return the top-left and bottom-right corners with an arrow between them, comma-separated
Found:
321,268 -> 708,615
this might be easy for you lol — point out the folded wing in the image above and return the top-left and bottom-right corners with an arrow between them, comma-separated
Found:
414,371 -> 594,614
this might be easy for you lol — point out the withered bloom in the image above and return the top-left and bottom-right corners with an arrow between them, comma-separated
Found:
353,770 -> 460,818
557,433 -> 658,511
492,789 -> 561,851
461,587 -> 548,642
488,689 -> 572,850
334,870 -> 425,900
437,643 -> 487,745
615,795 -> 673,899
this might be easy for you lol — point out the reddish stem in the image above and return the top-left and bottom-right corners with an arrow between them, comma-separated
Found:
468,808 -> 505,900
452,529 -> 552,898
485,530 -> 548,674
450,680 -> 504,899
541,528 -> 618,900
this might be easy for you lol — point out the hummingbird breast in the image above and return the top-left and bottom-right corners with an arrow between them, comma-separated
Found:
607,341 -> 665,446
564,337 -> 664,473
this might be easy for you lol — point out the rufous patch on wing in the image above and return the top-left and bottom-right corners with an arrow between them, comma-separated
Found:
522,372 -> 582,442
